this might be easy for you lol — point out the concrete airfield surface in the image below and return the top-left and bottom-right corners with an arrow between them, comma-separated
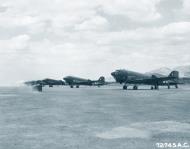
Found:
0,85 -> 190,149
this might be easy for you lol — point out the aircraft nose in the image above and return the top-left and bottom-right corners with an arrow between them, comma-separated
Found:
111,72 -> 116,77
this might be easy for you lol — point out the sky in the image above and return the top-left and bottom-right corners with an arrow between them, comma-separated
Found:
0,0 -> 190,85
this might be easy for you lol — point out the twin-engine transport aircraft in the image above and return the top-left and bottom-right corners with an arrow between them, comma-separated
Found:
25,78 -> 65,87
25,78 -> 65,92
63,76 -> 105,88
111,69 -> 180,90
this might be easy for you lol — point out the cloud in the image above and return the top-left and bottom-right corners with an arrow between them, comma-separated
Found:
0,34 -> 30,53
100,0 -> 161,22
0,15 -> 37,28
94,21 -> 190,46
162,21 -> 190,35
0,0 -> 190,85
0,5 -> 8,12
182,0 -> 190,14
75,16 -> 109,31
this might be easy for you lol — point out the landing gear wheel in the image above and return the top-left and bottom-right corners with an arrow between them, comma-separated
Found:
167,84 -> 170,89
175,84 -> 178,89
76,85 -> 79,88
70,85 -> 73,88
123,85 -> 127,90
133,85 -> 138,90
151,86 -> 154,90
154,85 -> 159,90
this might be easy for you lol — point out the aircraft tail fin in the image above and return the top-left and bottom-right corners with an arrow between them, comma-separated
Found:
98,76 -> 105,83
151,75 -> 158,79
168,71 -> 179,79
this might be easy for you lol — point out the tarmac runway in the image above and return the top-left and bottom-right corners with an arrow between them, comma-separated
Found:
0,85 -> 190,149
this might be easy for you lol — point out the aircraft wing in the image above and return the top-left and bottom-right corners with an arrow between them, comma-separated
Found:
125,76 -> 178,85
70,79 -> 93,85
91,81 -> 112,86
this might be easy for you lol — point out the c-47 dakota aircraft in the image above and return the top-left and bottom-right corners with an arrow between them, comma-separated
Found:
63,76 -> 105,88
111,69 -> 180,90
25,78 -> 65,87
25,78 -> 65,92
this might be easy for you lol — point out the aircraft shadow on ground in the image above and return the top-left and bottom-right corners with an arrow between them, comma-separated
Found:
114,88 -> 177,91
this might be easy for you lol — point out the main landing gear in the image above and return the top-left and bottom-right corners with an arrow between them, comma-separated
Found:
123,85 -> 127,90
122,85 -> 138,90
133,85 -> 138,90
151,84 -> 178,90
70,85 -> 80,88
150,85 -> 159,90
168,84 -> 178,89
154,85 -> 159,90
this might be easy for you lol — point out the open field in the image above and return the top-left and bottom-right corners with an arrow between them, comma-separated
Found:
0,85 -> 190,149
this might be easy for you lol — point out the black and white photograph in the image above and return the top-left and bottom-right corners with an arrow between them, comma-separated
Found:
0,0 -> 190,148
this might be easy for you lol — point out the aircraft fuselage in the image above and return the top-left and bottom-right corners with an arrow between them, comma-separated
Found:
111,69 -> 179,90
